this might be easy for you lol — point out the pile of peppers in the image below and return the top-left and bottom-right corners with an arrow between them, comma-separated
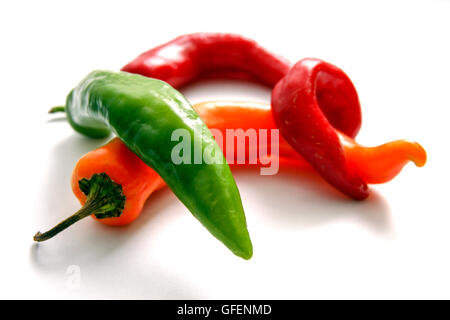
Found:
35,33 -> 427,260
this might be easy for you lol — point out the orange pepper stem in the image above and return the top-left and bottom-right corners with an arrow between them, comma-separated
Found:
33,173 -> 125,242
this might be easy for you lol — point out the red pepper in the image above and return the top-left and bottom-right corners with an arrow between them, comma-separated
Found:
122,33 -> 291,88
272,58 -> 368,200
121,34 -> 370,199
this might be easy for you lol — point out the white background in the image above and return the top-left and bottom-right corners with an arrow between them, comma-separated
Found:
0,0 -> 449,299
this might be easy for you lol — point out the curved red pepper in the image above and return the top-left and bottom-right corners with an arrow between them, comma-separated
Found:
122,33 -> 291,88
271,58 -> 368,200
121,34 -> 367,199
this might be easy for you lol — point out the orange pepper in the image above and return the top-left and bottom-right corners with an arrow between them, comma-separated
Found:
68,101 -> 426,226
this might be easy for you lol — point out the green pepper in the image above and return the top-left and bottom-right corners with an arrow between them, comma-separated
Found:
53,70 -> 252,260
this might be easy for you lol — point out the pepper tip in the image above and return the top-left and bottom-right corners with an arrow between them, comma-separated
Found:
408,141 -> 427,168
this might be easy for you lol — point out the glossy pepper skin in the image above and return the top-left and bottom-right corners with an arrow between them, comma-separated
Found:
272,58 -> 369,200
65,101 -> 426,229
38,70 -> 253,260
121,33 -> 291,88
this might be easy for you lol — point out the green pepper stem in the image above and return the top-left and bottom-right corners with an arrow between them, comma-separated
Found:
48,106 -> 66,114
34,173 -> 125,242
34,197 -> 105,241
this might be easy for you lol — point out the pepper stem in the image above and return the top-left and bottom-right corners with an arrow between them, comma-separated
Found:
34,173 -> 125,242
48,106 -> 66,114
